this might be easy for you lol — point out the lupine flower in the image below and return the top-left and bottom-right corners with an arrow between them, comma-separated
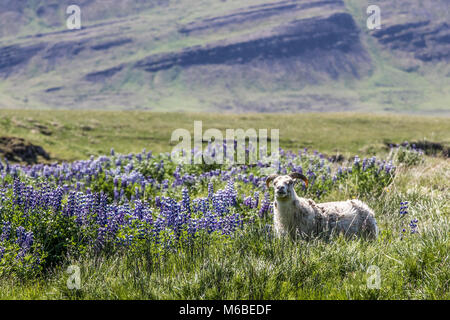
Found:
0,145 -> 401,272
22,231 -> 34,251
362,158 -> 368,171
181,188 -> 191,214
400,201 -> 409,215
0,221 -> 11,242
16,226 -> 26,246
259,192 -> 271,218
409,219 -> 419,234
400,228 -> 406,240
95,227 -> 107,252
243,196 -> 253,208
253,191 -> 259,209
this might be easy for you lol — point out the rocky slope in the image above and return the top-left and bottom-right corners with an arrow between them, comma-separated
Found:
134,12 -> 366,74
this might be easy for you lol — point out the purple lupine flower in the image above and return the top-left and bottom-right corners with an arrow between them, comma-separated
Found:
51,187 -> 64,212
0,221 -> 11,242
409,219 -> 419,234
133,200 -> 145,220
95,227 -> 107,252
400,201 -> 408,215
253,191 -> 259,209
400,228 -> 406,240
135,186 -> 140,200
212,192 -> 227,215
362,158 -> 368,171
16,226 -> 26,246
224,179 -> 237,206
63,191 -> 77,217
15,229 -> 33,260
259,192 -> 271,218
152,217 -> 165,243
181,188 -> 191,214
187,218 -> 198,238
22,231 -> 33,251
385,161 -> 394,174
12,179 -> 24,207
155,196 -> 161,208
243,196 -> 253,208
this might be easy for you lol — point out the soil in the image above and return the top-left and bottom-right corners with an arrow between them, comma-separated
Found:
0,136 -> 50,164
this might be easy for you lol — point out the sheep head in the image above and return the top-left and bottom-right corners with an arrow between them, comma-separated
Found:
266,173 -> 309,200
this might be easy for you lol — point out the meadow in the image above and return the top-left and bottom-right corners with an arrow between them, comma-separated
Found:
0,111 -> 448,299
1,0 -> 449,301
1,110 -> 449,161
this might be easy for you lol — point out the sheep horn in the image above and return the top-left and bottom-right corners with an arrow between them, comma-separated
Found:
265,174 -> 279,188
289,172 -> 309,188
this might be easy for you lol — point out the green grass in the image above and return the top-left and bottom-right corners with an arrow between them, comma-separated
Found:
0,111 -> 448,299
1,110 -> 449,162
0,157 -> 448,299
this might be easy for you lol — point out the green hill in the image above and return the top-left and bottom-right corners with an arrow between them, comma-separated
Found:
0,0 -> 449,113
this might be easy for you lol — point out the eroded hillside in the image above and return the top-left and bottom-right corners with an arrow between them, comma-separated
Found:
0,0 -> 448,113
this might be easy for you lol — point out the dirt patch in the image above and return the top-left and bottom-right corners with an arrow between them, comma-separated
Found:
386,140 -> 449,158
328,154 -> 345,163
0,137 -> 50,164
33,124 -> 52,136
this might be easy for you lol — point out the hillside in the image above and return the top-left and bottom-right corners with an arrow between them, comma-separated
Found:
0,0 -> 449,113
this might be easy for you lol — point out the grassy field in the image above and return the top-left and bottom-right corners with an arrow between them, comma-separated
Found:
0,111 -> 448,300
1,110 -> 449,161
0,151 -> 448,299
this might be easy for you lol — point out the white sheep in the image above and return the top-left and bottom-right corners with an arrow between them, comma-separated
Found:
266,173 -> 378,240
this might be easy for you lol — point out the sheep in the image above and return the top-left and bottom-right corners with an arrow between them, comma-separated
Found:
266,172 -> 378,240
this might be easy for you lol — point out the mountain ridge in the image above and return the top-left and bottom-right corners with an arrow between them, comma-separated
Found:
0,0 -> 448,113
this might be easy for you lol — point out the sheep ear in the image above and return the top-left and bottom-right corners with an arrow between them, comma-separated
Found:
289,172 -> 309,188
265,174 -> 279,188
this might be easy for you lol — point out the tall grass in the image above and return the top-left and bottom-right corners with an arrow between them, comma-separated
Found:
0,156 -> 448,300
